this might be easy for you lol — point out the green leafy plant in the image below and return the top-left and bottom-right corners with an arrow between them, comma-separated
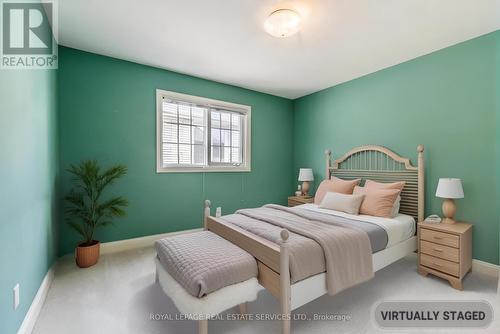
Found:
65,160 -> 128,246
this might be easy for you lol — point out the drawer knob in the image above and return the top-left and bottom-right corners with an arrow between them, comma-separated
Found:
433,236 -> 443,240
433,248 -> 444,252
432,262 -> 443,267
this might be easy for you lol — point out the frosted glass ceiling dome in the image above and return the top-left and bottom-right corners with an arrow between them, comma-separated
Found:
264,9 -> 302,38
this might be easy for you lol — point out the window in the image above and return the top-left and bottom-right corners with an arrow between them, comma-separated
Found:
156,89 -> 251,172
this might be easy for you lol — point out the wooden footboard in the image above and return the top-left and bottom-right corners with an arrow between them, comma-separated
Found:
204,200 -> 291,334
205,215 -> 280,272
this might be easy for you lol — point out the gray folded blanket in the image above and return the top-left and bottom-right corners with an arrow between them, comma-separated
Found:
232,204 -> 374,296
155,231 -> 258,298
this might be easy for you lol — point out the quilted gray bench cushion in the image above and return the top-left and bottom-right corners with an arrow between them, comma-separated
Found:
155,231 -> 258,298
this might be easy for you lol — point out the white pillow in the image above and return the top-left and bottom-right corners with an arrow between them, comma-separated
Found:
319,192 -> 365,215
390,195 -> 401,217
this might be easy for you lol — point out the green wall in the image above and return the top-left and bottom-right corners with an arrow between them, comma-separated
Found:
293,31 -> 499,264
59,32 -> 499,263
0,69 -> 58,332
496,31 -> 500,264
58,46 -> 294,255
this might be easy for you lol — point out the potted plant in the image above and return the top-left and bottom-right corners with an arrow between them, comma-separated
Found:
65,160 -> 128,268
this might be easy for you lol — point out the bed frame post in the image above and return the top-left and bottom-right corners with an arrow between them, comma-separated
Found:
279,229 -> 291,334
238,302 -> 248,315
417,145 -> 425,222
204,200 -> 211,230
325,149 -> 332,180
198,319 -> 208,334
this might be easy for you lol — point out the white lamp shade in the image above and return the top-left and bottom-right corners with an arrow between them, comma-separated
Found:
435,178 -> 464,199
298,168 -> 314,181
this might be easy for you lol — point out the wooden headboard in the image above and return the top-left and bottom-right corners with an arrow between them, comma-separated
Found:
325,145 -> 425,222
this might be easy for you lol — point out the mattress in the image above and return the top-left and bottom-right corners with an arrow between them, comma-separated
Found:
297,203 -> 416,249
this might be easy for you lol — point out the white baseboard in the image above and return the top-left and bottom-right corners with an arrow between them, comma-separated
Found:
17,266 -> 55,334
472,259 -> 499,277
100,228 -> 202,254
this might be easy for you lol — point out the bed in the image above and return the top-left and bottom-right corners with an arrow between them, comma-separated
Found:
204,145 -> 425,334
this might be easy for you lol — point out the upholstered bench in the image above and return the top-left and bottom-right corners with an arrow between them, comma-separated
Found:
154,231 -> 260,334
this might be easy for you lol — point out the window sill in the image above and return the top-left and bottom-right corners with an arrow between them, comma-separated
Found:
156,166 -> 251,173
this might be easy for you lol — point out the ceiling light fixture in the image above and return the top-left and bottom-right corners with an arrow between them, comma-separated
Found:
264,9 -> 302,38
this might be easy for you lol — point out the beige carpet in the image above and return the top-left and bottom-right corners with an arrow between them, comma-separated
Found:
33,246 -> 499,334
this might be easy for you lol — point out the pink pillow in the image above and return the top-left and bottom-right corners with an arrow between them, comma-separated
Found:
314,177 -> 361,204
364,179 -> 405,191
353,186 -> 401,218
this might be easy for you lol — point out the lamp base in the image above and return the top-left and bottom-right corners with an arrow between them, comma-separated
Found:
441,217 -> 456,225
301,181 -> 310,196
441,198 -> 457,224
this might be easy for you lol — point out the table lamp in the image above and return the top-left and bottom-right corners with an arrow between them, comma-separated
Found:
435,178 -> 464,224
298,168 -> 314,196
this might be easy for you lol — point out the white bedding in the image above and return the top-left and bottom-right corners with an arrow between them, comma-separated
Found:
298,203 -> 415,248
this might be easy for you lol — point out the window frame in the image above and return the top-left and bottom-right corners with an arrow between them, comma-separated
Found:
156,89 -> 251,173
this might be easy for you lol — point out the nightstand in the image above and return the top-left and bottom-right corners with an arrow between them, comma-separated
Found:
417,221 -> 472,290
288,196 -> 314,207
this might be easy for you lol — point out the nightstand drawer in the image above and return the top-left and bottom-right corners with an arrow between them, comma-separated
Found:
420,240 -> 459,262
420,228 -> 459,248
421,253 -> 459,277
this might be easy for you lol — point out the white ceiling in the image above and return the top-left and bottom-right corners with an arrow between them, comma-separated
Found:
58,0 -> 500,99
